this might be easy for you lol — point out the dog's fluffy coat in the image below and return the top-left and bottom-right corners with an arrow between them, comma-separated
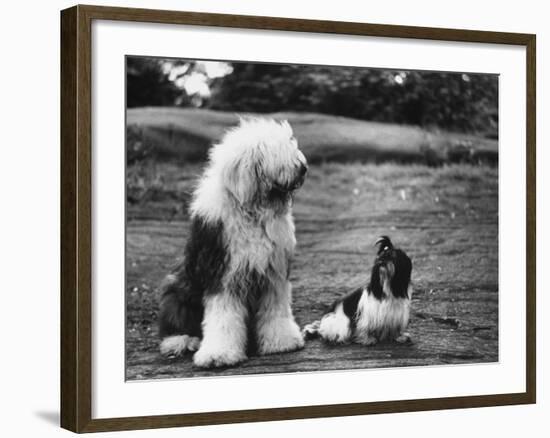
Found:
304,236 -> 413,345
158,118 -> 308,368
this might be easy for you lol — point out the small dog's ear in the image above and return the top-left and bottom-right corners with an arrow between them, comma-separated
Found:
368,264 -> 385,300
390,251 -> 413,298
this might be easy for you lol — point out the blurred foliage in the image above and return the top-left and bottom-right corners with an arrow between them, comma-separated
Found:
208,65 -> 498,137
127,57 -> 498,136
127,57 -> 191,107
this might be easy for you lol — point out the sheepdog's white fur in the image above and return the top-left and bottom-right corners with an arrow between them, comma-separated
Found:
159,118 -> 307,368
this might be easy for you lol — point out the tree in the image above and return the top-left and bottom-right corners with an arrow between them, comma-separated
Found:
126,57 -> 186,108
208,63 -> 498,136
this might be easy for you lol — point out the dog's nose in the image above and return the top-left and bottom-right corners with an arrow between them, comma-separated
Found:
299,163 -> 308,177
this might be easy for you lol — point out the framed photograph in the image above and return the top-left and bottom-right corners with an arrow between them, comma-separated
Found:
60,4 -> 536,433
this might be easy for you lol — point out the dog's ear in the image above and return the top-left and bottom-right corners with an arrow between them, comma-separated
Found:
368,264 -> 385,299
224,155 -> 256,205
390,251 -> 412,298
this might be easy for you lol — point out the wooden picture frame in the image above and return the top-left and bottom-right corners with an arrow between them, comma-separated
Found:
60,4 -> 536,433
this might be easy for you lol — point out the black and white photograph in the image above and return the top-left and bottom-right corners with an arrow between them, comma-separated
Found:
125,56 -> 499,380
2,0 -> 544,435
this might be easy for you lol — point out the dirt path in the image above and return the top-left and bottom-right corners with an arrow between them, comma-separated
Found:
126,163 -> 498,380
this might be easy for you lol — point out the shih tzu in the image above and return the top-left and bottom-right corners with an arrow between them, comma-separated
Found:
303,236 -> 413,345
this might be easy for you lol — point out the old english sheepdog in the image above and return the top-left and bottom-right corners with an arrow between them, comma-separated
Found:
303,236 -> 413,345
158,118 -> 308,368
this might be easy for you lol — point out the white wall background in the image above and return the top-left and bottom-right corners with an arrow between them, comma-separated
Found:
0,0 -> 546,436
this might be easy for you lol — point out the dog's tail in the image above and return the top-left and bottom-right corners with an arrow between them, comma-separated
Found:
301,320 -> 322,340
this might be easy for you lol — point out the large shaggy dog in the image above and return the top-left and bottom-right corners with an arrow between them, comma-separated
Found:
158,118 -> 308,368
303,236 -> 413,345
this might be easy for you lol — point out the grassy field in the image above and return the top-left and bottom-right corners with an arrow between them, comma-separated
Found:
127,108 -> 498,166
126,161 -> 498,380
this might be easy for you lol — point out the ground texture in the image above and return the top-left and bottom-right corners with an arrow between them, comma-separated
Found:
126,162 -> 498,380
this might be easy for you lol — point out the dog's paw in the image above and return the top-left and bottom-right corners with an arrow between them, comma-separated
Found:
260,332 -> 305,355
160,335 -> 201,357
258,318 -> 305,355
193,346 -> 247,368
395,333 -> 412,344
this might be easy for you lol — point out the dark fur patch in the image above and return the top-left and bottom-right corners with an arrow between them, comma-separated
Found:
267,188 -> 292,215
368,263 -> 385,300
341,287 -> 364,320
158,216 -> 228,339
390,249 -> 412,298
224,266 -> 270,355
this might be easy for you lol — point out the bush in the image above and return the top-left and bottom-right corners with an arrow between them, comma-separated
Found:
208,65 -> 498,137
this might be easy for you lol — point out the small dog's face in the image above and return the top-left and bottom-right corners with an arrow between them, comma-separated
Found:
218,118 -> 307,209
370,236 -> 412,299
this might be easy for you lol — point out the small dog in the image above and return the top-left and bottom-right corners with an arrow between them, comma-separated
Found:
158,118 -> 308,368
303,236 -> 413,345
